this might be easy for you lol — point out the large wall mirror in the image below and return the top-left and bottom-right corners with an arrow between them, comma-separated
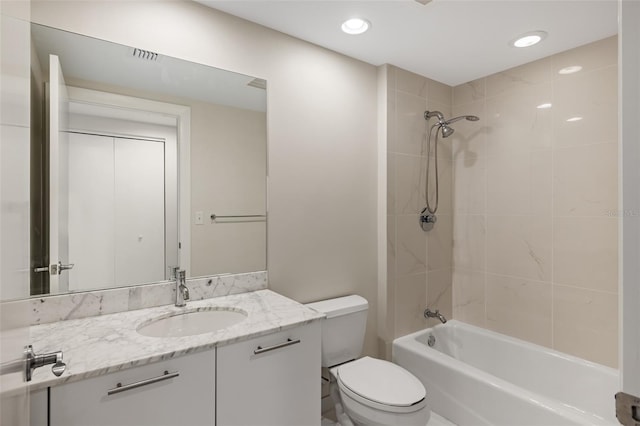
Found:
26,23 -> 267,298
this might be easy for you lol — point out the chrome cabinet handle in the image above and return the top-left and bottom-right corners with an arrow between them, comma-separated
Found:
253,338 -> 301,355
107,370 -> 179,396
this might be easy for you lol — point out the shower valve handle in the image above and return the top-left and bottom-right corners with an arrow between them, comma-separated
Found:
421,214 -> 437,224
419,210 -> 437,232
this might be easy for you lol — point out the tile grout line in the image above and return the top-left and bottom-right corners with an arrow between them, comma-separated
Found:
482,82 -> 488,328
550,59 -> 556,351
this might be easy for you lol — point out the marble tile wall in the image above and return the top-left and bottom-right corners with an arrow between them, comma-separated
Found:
384,65 -> 454,357
451,36 -> 619,367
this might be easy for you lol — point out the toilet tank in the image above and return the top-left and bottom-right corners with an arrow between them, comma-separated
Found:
305,295 -> 368,368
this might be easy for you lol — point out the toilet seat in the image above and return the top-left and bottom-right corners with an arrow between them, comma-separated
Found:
334,356 -> 427,414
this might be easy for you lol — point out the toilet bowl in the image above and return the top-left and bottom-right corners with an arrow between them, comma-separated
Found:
331,356 -> 430,426
306,295 -> 430,426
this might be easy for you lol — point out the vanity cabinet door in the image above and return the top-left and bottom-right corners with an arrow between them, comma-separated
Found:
30,389 -> 48,426
49,349 -> 215,426
216,322 -> 321,426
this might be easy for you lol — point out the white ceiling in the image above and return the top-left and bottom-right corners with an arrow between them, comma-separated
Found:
195,0 -> 618,86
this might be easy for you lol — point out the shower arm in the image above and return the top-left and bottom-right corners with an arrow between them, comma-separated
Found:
424,110 -> 445,123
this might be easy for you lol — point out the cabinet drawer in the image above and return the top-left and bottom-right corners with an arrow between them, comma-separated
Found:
217,322 -> 321,426
50,349 -> 215,426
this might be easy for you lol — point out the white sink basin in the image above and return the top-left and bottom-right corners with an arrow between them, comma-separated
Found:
137,308 -> 248,338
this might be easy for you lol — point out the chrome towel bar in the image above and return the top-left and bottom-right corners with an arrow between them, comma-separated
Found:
210,214 -> 266,220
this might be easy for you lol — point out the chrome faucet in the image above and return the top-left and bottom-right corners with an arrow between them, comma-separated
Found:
424,308 -> 447,324
175,269 -> 189,307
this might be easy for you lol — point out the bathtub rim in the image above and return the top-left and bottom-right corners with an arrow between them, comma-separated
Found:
392,320 -> 619,426
395,320 -> 618,375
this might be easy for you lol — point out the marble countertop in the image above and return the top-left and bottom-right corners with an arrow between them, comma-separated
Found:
28,289 -> 324,391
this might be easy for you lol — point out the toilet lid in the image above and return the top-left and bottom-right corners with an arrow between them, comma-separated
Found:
337,357 -> 426,408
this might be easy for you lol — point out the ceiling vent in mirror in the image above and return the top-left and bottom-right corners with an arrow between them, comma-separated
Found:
247,78 -> 267,90
132,48 -> 159,61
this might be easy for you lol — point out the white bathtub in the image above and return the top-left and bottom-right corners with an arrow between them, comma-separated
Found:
392,320 -> 618,426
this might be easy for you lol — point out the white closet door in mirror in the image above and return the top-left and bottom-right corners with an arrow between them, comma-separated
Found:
68,134 -> 166,290
114,138 -> 165,286
68,133 -> 115,290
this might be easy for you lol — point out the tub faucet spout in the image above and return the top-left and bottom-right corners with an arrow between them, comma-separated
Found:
424,308 -> 447,324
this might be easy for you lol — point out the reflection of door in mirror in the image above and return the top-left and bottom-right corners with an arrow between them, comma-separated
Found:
31,54 -> 70,295
25,23 -> 267,298
31,79 -> 181,296
67,133 -> 166,291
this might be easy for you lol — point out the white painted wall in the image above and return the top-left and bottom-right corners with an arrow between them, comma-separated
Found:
190,102 -> 266,277
0,9 -> 31,301
31,0 -> 379,355
1,3 -> 32,424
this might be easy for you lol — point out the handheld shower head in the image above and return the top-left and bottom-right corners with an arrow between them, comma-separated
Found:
445,115 -> 480,125
422,110 -> 479,229
425,111 -> 479,138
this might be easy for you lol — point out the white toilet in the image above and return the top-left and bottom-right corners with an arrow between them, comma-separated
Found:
306,295 -> 430,426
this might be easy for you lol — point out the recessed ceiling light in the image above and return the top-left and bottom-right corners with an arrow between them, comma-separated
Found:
511,31 -> 547,48
341,18 -> 371,35
537,103 -> 552,109
566,116 -> 583,122
558,65 -> 583,75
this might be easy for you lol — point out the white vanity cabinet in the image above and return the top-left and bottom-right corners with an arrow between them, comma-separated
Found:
49,350 -> 215,426
45,321 -> 321,426
216,322 -> 321,426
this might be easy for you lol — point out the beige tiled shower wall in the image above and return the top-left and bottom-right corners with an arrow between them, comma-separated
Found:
451,36 -> 619,367
384,65 -> 455,358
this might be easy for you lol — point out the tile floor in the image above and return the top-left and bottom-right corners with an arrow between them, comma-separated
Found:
321,411 -> 456,426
